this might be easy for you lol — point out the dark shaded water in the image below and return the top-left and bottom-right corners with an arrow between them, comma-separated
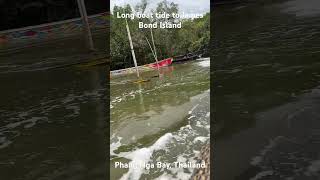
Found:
0,34 -> 108,180
213,0 -> 320,179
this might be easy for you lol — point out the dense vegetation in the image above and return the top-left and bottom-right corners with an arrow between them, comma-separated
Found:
110,0 -> 210,70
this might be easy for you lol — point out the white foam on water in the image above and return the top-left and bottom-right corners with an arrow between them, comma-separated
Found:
251,156 -> 263,166
250,136 -> 311,179
154,173 -> 174,180
177,155 -> 187,163
155,170 -> 192,180
195,120 -> 202,127
0,137 -> 12,149
110,136 -> 123,156
111,89 -> 143,108
197,58 -> 210,67
119,133 -> 173,180
4,117 -> 46,130
111,96 -> 123,103
113,90 -> 210,179
250,170 -> 274,180
193,136 -> 209,143
198,57 -> 210,61
188,104 -> 199,114
61,93 -> 77,104
114,122 -> 208,179
1,87 -> 105,150
250,136 -> 285,166
167,155 -> 197,180
176,171 -> 193,180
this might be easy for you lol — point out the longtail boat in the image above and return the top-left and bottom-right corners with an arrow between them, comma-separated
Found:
173,53 -> 199,63
112,14 -> 172,81
110,58 -> 172,77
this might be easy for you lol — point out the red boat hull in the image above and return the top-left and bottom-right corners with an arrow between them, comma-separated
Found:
147,58 -> 173,69
110,58 -> 173,77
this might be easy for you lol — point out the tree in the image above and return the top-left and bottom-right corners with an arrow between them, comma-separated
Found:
110,1 -> 210,70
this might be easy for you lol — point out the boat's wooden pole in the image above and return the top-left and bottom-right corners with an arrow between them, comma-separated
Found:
145,36 -> 157,63
150,28 -> 160,71
77,0 -> 94,51
145,36 -> 160,77
125,18 -> 140,78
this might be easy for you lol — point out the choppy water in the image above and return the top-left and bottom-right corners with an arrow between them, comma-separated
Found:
0,34 -> 108,179
214,0 -> 320,179
110,58 -> 210,180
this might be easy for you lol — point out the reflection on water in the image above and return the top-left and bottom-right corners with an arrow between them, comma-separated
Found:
214,0 -> 320,179
110,59 -> 210,180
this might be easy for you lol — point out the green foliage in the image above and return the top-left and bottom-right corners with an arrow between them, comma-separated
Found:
110,0 -> 210,70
